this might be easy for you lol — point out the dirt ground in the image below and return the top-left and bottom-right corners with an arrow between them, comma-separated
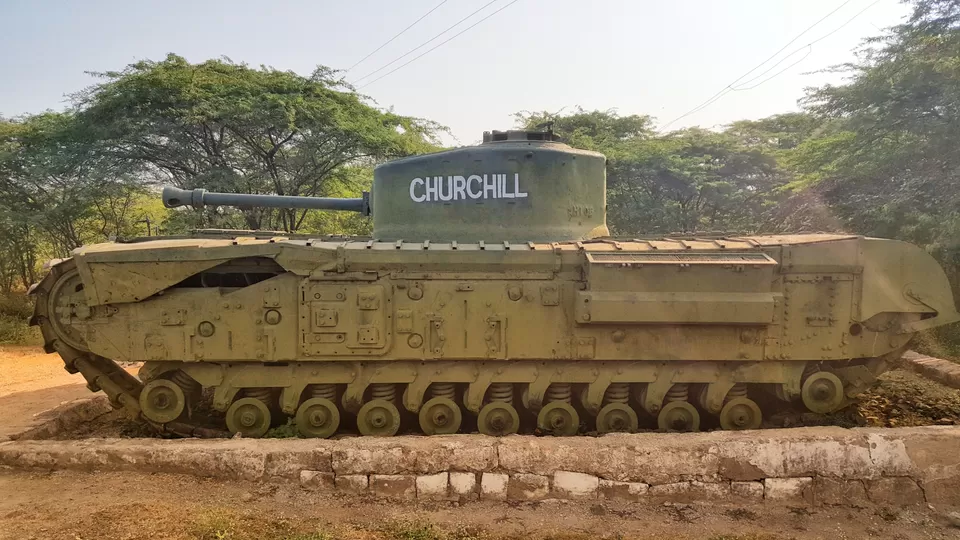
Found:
0,346 -> 95,439
0,469 -> 958,540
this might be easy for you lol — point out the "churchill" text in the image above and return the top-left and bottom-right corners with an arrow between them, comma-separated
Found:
409,174 -> 528,203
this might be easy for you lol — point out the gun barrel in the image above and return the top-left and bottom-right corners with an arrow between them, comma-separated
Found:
162,187 -> 370,215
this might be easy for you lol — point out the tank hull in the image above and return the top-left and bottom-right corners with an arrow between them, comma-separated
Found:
31,233 -> 959,437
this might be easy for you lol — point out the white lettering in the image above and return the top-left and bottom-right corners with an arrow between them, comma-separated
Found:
452,175 -> 467,201
410,177 -> 426,202
514,173 -> 528,198
425,176 -> 439,202
438,175 -> 453,201
483,174 -> 496,199
410,173 -> 528,203
467,175 -> 483,199
502,173 -> 515,198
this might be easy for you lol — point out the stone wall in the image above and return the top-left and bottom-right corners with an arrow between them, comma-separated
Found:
2,426 -> 958,507
902,351 -> 960,389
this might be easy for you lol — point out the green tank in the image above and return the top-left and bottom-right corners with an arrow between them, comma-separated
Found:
30,130 -> 960,438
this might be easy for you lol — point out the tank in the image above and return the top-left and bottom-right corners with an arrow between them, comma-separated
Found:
30,129 -> 960,438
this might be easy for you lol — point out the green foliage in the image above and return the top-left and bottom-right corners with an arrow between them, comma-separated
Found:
515,109 -> 800,235
0,54 -> 442,288
0,292 -> 41,345
784,0 -> 960,317
192,509 -> 239,540
378,521 -> 488,540
281,533 -> 334,540
75,54 -> 442,232
263,417 -> 299,438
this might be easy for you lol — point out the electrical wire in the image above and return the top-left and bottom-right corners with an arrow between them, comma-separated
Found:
352,0 -> 503,85
730,0 -> 882,90
344,0 -> 450,74
731,46 -> 814,91
659,0 -> 857,130
357,0 -> 520,89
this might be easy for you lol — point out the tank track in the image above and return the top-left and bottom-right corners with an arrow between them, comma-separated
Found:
31,259 -> 907,439
31,260 -> 229,438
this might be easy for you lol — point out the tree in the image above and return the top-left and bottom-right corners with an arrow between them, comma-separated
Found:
76,54 -> 443,232
788,0 -> 960,283
515,108 -> 794,235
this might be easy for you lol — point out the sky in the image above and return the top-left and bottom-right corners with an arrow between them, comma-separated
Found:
1,0 -> 911,145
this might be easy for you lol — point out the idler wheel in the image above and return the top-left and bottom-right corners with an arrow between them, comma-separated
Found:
801,371 -> 845,413
47,268 -> 90,351
719,397 -> 762,430
226,397 -> 272,438
357,399 -> 401,437
139,379 -> 185,424
657,401 -> 700,432
537,401 -> 580,436
295,397 -> 340,439
418,396 -> 462,435
595,402 -> 639,434
477,402 -> 520,436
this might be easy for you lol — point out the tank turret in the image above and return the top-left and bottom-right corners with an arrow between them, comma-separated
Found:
162,129 -> 609,243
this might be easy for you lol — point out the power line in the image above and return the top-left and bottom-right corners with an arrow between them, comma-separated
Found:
344,0 -> 450,74
352,0 -> 502,85
659,0 -> 856,130
730,0 -> 882,90
358,0 -> 521,90
732,46 -> 813,91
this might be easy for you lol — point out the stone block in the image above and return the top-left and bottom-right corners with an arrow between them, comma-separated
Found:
689,481 -> 731,498
730,481 -> 763,500
330,436 -> 497,476
508,473 -> 550,501
903,429 -> 960,505
647,480 -> 730,501
151,441 -> 267,481
370,474 -> 416,499
412,438 -> 498,473
648,481 -> 691,498
332,444 -> 415,475
598,479 -> 648,501
335,474 -> 368,494
920,477 -> 960,506
450,472 -> 478,499
815,477 -> 867,506
764,477 -> 814,502
552,471 -> 599,500
299,470 -> 335,491
416,472 -> 449,500
264,445 -> 332,479
496,436 -> 720,484
866,477 -> 925,506
480,472 -> 508,501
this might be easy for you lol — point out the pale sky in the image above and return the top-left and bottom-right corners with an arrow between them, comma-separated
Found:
1,0 -> 910,144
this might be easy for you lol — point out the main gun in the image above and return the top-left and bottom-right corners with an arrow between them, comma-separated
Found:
162,186 -> 371,216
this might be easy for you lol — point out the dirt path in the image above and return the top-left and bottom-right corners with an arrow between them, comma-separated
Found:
0,470 -> 956,540
0,346 -> 95,439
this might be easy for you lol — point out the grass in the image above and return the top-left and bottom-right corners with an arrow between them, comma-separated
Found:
192,510 -> 336,540
189,513 -> 785,540
0,292 -> 41,345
